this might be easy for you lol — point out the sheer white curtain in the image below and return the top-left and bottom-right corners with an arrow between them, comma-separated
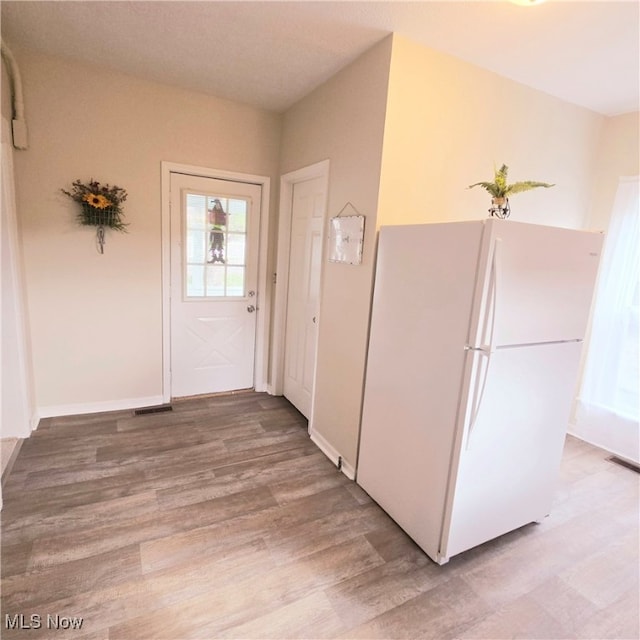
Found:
574,176 -> 639,461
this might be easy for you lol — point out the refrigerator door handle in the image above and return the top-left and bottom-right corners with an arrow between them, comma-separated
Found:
485,237 -> 501,355
464,348 -> 490,449
466,238 -> 501,447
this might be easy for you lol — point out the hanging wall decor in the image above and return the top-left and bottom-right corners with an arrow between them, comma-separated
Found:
61,179 -> 128,253
328,202 -> 365,265
207,198 -> 227,264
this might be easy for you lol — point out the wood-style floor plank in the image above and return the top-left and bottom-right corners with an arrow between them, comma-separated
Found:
1,391 -> 638,639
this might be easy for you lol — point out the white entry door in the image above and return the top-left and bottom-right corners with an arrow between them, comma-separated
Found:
283,175 -> 326,417
170,173 -> 261,397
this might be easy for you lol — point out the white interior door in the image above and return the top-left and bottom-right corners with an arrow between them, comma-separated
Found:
170,173 -> 261,398
283,176 -> 326,417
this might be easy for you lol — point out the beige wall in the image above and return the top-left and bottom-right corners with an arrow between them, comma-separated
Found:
279,37 -> 393,472
281,33 -> 607,474
378,35 -> 604,230
11,48 -> 281,412
587,111 -> 639,231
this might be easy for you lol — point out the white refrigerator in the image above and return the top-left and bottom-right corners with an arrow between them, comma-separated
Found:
357,218 -> 603,564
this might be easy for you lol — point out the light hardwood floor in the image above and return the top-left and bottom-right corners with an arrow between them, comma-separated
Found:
1,392 -> 638,639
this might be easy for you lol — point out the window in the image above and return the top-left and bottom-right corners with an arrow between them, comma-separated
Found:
184,193 -> 248,298
575,177 -> 639,461
580,177 -> 639,420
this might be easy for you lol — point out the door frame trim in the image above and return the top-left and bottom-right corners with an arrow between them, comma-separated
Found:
161,161 -> 271,402
270,159 -> 330,401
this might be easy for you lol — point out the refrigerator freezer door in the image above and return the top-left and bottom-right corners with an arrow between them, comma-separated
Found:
357,221 -> 484,562
478,220 -> 603,347
441,340 -> 583,561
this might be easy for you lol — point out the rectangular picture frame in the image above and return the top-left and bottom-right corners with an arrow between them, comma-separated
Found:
328,214 -> 365,265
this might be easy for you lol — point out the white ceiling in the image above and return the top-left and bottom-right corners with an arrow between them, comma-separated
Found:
1,1 -> 638,116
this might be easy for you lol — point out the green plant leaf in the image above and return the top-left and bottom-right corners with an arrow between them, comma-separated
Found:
505,181 -> 555,195
494,164 -> 508,194
467,181 -> 502,197
468,165 -> 554,199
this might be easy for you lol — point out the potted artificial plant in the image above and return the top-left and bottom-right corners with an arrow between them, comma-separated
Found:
468,164 -> 554,218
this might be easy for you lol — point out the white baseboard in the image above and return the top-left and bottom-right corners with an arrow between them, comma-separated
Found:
1,438 -> 24,510
1,438 -> 22,483
38,395 -> 166,420
569,400 -> 640,465
567,425 -> 640,465
309,428 -> 356,480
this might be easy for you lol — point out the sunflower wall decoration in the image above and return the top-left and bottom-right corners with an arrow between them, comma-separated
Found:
61,179 -> 128,253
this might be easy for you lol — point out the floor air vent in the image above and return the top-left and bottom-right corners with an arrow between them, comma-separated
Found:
134,405 -> 173,416
607,456 -> 640,474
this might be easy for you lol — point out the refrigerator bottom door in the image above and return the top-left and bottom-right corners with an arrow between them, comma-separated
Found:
442,340 -> 583,561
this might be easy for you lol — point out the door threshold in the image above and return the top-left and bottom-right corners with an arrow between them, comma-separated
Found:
172,388 -> 255,403
134,404 -> 173,416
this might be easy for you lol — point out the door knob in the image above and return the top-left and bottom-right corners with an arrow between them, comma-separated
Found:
247,305 -> 256,313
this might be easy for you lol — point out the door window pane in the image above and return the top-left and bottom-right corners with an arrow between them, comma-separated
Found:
186,265 -> 205,297
226,233 -> 247,265
228,199 -> 247,232
186,194 -> 207,227
226,267 -> 245,297
186,229 -> 207,264
206,265 -> 226,297
184,192 -> 249,298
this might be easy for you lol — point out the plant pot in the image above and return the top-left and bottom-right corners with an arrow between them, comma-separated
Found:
489,197 -> 510,219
